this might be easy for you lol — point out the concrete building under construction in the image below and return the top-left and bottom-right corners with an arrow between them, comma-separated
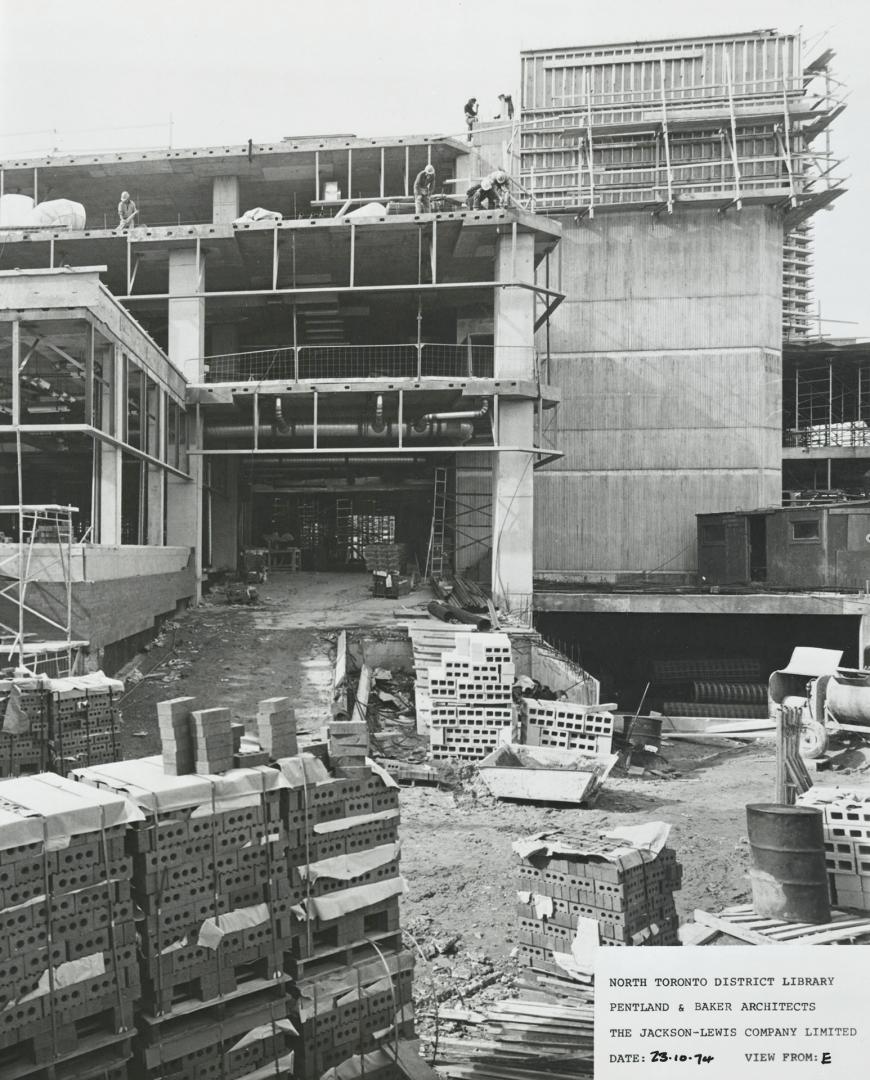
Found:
0,27 -> 861,681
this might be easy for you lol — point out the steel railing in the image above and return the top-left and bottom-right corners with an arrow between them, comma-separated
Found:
202,342 -> 505,384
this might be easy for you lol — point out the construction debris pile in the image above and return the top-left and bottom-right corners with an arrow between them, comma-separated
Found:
0,693 -> 420,1080
0,774 -> 142,1080
0,672 -> 123,779
799,785 -> 870,911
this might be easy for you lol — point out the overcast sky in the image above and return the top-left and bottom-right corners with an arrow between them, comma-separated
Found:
1,0 -> 867,334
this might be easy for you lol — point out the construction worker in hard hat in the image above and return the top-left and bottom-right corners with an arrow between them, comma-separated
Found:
468,177 -> 498,211
413,164 -> 436,214
117,191 -> 138,232
489,170 -> 511,208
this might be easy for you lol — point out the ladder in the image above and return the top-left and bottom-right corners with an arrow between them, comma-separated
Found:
425,468 -> 448,580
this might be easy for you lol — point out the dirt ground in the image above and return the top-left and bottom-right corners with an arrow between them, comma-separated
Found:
119,572 -> 784,1000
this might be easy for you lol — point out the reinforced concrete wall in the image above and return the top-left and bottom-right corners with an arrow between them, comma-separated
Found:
535,207 -> 783,581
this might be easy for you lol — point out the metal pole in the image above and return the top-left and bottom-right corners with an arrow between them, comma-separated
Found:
404,146 -> 410,196
253,391 -> 259,452
272,224 -> 279,291
416,296 -> 422,380
11,319 -> 20,426
32,167 -> 38,205
292,301 -> 299,383
347,148 -> 353,200
398,390 -> 404,448
315,151 -> 320,202
380,147 -> 385,199
312,391 -> 318,450
350,222 -> 355,287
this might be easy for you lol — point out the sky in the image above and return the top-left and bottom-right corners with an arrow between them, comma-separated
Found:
1,0 -> 868,334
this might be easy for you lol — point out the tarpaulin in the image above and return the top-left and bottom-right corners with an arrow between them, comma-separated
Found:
512,824 -> 671,865
228,1019 -> 297,1052
0,773 -> 143,853
305,876 -> 405,922
198,903 -> 270,949
72,756 -> 289,814
19,952 -> 105,1001
313,808 -> 399,836
297,843 -> 399,884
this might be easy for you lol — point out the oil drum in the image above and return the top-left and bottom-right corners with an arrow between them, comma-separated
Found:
746,803 -> 830,923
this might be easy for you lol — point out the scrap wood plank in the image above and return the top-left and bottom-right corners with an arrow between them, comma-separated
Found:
380,1037 -> 443,1079
694,908 -> 870,944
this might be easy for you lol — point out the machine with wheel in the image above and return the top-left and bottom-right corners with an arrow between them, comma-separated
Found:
770,646 -> 870,759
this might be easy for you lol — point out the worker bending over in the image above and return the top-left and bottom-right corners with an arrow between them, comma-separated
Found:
117,191 -> 137,232
413,164 -> 436,213
465,177 -> 498,210
489,170 -> 511,207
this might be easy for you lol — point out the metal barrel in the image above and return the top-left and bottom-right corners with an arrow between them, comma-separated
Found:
825,669 -> 870,728
746,803 -> 830,923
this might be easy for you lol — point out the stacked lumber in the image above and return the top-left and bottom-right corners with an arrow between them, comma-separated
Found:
427,633 -> 515,761
799,785 -> 870,911
72,754 -> 299,1080
435,971 -> 593,1078
276,754 -> 413,1079
521,699 -> 614,754
0,773 -> 141,1080
514,831 -> 682,972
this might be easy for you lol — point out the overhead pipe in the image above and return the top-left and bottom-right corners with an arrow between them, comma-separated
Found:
413,398 -> 489,433
205,419 -> 475,444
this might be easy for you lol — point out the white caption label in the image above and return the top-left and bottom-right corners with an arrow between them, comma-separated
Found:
596,945 -> 866,1078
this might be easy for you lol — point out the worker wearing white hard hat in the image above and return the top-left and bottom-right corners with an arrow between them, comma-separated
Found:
117,191 -> 137,233
489,170 -> 511,208
467,176 -> 498,211
413,164 -> 437,214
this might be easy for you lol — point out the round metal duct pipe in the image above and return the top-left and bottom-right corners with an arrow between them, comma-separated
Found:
205,420 -> 475,444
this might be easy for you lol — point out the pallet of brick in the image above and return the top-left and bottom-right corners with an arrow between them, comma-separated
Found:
294,949 -> 415,1078
275,755 -> 404,973
327,719 -> 368,778
0,773 -> 142,1080
799,785 -> 870,911
363,543 -> 410,574
426,633 -> 516,760
49,673 -> 124,775
257,698 -> 298,760
522,699 -> 614,755
513,830 -> 682,972
71,756 -> 299,1079
0,678 -> 49,779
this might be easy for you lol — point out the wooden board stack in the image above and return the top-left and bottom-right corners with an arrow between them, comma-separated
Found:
0,773 -> 141,1080
514,832 -> 682,973
276,753 -> 414,1079
799,785 -> 870,911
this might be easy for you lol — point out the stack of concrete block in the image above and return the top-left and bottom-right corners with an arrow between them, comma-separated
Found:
72,757 -> 299,1080
0,678 -> 48,778
427,632 -> 515,760
276,755 -> 413,1079
362,543 -> 409,574
514,832 -> 682,974
0,773 -> 141,1080
49,682 -> 122,774
327,720 -> 369,778
159,698 -> 195,775
799,786 -> 870,911
257,698 -> 298,760
190,706 -> 235,774
522,700 -> 614,754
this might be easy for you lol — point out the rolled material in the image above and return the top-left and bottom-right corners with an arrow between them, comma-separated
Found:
746,803 -> 830,924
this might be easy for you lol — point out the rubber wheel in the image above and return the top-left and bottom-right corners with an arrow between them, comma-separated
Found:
799,719 -> 829,760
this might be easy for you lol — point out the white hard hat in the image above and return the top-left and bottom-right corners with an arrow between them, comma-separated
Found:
481,178 -> 493,191
121,191 -> 130,199
424,164 -> 435,175
493,171 -> 507,184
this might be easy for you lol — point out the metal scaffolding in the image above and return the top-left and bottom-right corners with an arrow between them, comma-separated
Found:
0,503 -> 86,676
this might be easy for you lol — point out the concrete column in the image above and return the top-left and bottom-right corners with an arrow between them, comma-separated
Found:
212,176 -> 240,224
168,246 -> 205,383
491,229 -> 536,613
98,345 -> 123,544
146,392 -> 166,544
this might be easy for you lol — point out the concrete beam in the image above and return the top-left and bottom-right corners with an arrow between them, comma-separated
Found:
533,590 -> 870,616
